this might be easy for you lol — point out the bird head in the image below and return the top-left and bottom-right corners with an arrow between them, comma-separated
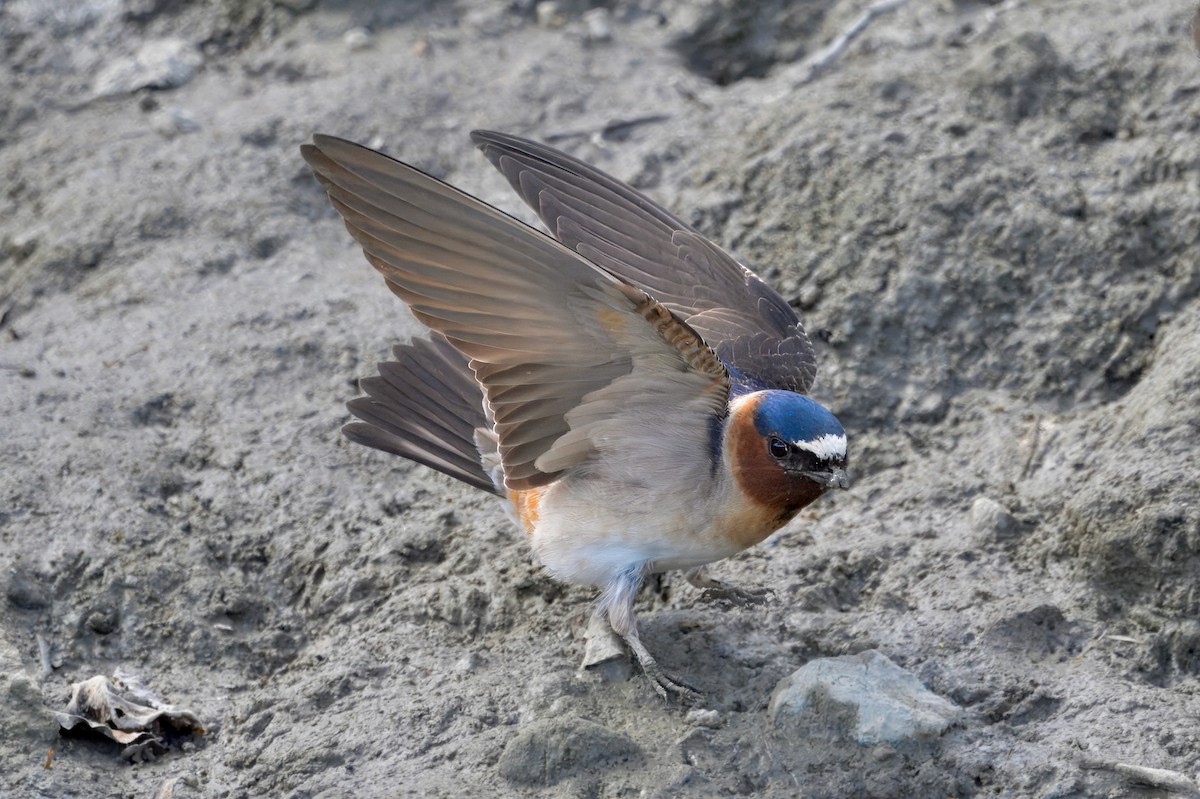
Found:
752,390 -> 848,491
727,390 -> 848,523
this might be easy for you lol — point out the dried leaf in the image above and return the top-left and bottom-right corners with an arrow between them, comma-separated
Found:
55,669 -> 204,760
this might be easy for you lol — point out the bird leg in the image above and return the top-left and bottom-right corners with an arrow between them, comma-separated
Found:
599,566 -> 702,704
685,565 -> 775,608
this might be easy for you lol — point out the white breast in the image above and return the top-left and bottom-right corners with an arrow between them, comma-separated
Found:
523,459 -> 745,587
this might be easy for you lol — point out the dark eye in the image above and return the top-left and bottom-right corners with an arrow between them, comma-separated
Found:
768,437 -> 789,459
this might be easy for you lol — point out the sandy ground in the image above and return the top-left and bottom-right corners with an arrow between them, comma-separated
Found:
2,0 -> 1199,796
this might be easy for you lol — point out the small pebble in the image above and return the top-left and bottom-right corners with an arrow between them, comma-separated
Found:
343,27 -> 371,51
685,708 -> 722,728
536,1 -> 566,28
582,8 -> 612,42
970,496 -> 1019,540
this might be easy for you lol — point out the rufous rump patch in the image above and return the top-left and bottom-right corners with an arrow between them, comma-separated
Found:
508,487 -> 542,535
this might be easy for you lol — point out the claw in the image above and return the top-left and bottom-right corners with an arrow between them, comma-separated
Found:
698,585 -> 775,608
642,662 -> 703,704
686,566 -> 775,609
623,631 -> 703,704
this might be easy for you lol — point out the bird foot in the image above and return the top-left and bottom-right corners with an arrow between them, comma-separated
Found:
685,566 -> 774,609
697,584 -> 776,608
620,629 -> 703,704
639,657 -> 703,705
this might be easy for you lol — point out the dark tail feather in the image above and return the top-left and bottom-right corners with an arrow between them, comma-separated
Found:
344,334 -> 500,495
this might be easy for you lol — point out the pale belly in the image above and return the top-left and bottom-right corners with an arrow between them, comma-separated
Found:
517,476 -> 782,588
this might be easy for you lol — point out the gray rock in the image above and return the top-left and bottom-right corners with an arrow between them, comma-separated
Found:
535,1 -> 566,29
582,8 -> 612,43
769,651 -> 960,746
498,717 -> 641,786
93,39 -> 202,97
970,496 -> 1020,540
342,27 -> 372,51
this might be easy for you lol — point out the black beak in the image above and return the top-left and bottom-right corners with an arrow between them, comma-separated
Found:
802,467 -> 849,490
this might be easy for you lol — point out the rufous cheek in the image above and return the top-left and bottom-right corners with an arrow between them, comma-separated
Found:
728,397 -> 824,522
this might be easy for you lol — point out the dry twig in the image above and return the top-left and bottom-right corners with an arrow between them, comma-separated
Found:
792,0 -> 911,86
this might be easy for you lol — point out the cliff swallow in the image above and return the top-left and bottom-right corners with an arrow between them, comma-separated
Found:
301,131 -> 848,701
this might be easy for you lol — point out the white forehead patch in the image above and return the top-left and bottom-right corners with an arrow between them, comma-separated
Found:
792,433 -> 847,462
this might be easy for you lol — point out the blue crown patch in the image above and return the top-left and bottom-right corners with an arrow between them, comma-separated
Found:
752,391 -> 845,444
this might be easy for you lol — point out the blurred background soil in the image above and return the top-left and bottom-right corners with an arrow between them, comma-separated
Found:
2,0 -> 1198,796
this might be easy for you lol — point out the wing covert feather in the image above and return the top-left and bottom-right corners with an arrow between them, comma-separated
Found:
471,130 -> 819,393
302,135 -> 728,489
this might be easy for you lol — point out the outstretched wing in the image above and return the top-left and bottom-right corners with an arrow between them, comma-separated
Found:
302,135 -> 729,490
471,130 -> 818,394
344,333 -> 498,495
